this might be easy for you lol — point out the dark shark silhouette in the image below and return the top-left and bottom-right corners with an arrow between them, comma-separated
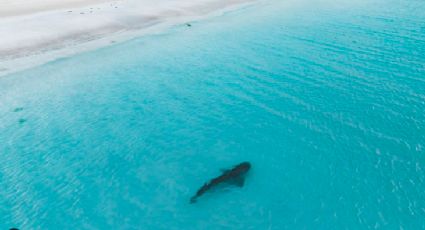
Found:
190,162 -> 251,203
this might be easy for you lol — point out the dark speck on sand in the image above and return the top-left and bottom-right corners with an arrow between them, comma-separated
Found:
18,118 -> 27,124
13,107 -> 24,112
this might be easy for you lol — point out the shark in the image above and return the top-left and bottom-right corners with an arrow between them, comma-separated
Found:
190,161 -> 251,203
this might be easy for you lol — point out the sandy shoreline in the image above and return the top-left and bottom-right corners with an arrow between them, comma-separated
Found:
0,0 -> 112,17
0,0 -> 256,76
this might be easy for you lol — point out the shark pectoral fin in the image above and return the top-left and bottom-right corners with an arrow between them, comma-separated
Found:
232,177 -> 245,187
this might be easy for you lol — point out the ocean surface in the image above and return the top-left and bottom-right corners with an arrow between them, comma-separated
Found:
1,0 -> 425,229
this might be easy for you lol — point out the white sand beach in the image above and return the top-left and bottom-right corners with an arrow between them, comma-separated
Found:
0,0 -> 255,75
0,0 -> 111,17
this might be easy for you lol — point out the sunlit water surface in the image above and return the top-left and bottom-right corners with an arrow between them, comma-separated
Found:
1,0 -> 425,228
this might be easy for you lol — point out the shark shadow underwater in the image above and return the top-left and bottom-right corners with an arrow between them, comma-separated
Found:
190,161 -> 251,203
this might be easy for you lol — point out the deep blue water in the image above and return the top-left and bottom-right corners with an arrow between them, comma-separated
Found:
1,0 -> 425,229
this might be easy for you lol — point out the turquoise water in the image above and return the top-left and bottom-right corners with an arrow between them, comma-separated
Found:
1,0 -> 425,228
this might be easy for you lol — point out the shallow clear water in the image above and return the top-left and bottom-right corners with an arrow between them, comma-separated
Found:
1,0 -> 425,229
